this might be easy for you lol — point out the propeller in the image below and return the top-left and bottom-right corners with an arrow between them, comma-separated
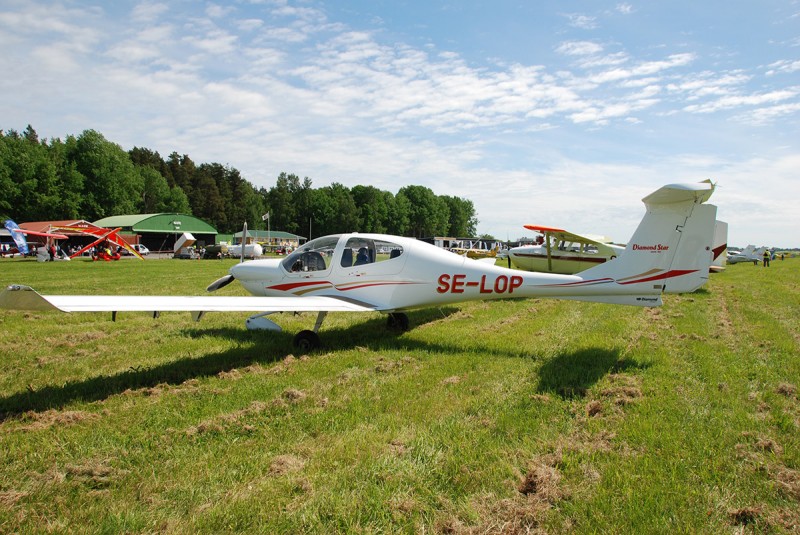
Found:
206,273 -> 235,292
240,221 -> 247,263
206,222 -> 247,292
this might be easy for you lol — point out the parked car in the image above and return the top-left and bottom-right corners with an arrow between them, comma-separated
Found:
122,244 -> 150,256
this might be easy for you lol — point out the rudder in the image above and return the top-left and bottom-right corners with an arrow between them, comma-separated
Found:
578,181 -> 717,294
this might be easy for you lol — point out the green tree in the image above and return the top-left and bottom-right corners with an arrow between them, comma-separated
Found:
289,176 -> 313,238
47,137 -> 84,220
190,164 -> 226,230
397,185 -> 448,237
442,195 -> 478,236
351,185 -> 390,233
0,131 -> 19,217
139,166 -> 171,213
130,146 -> 171,183
309,183 -> 359,235
69,130 -> 143,220
166,152 -> 195,199
0,127 -> 71,221
222,165 -> 264,233
385,190 -> 410,235
264,173 -> 299,234
164,186 -> 191,214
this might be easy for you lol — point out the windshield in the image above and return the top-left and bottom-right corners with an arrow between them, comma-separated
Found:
281,235 -> 340,272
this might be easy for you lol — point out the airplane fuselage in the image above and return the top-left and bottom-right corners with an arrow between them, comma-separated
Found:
229,233 -> 668,311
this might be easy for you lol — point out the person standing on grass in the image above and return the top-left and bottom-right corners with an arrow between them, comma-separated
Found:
763,249 -> 771,267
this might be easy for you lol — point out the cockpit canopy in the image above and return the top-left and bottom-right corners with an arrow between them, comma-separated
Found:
281,235 -> 405,273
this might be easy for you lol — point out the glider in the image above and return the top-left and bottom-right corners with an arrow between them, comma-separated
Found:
1,182 -> 718,351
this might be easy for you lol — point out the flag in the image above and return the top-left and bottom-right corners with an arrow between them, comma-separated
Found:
262,212 -> 270,221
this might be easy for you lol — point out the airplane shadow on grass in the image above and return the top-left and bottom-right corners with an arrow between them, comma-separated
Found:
536,348 -> 651,399
0,306 -> 646,417
0,307 -> 459,418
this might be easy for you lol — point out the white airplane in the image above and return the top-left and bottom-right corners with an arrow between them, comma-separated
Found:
506,226 -> 625,274
0,182 -> 717,351
726,244 -> 764,265
709,220 -> 728,273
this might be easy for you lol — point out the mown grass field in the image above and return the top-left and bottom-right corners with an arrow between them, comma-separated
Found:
0,255 -> 798,533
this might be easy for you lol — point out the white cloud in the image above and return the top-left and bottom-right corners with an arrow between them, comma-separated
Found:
766,59 -> 800,75
564,13 -> 598,30
616,3 -> 634,15
131,2 -> 168,23
556,41 -> 603,56
683,89 -> 797,114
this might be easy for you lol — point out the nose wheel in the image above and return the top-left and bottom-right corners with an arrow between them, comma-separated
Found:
386,312 -> 409,332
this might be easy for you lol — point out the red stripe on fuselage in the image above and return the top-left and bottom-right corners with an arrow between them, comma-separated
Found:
618,269 -> 696,285
268,280 -> 332,292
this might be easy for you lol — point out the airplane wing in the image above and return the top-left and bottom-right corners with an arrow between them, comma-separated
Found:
523,225 -> 613,245
0,285 -> 376,315
11,229 -> 70,240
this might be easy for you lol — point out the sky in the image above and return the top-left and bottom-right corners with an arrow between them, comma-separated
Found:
1,0 -> 798,247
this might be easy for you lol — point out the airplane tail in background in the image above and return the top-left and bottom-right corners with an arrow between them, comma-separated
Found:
567,181 -> 717,301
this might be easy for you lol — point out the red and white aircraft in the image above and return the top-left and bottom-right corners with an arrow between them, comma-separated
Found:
1,182 -> 717,350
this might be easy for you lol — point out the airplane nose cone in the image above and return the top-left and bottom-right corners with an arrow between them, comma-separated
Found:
229,258 -> 282,282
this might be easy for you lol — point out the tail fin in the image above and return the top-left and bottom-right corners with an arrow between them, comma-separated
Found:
578,181 -> 717,294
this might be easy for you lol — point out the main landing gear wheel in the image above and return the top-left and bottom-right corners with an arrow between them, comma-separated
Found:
293,330 -> 320,352
386,312 -> 409,332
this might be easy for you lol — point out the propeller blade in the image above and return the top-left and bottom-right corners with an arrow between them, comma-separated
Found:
206,274 -> 235,292
240,222 -> 247,263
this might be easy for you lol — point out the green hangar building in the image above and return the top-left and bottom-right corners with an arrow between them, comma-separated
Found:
93,214 -> 218,252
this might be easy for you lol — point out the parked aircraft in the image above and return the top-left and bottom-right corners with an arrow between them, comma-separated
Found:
726,245 -> 764,265
1,182 -> 717,351
2,219 -> 68,258
709,220 -> 728,273
50,224 -> 144,260
506,226 -> 625,274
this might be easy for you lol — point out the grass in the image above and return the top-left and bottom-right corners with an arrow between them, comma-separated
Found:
0,256 -> 798,533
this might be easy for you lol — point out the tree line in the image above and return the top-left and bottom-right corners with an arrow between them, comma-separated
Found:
0,126 -> 478,239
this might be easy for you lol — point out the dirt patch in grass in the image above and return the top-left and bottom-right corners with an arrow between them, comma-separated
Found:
766,507 -> 800,531
62,460 -> 126,489
14,409 -> 100,431
283,388 -> 306,403
776,382 -> 797,398
186,399 -> 272,435
442,375 -> 461,385
269,354 -> 306,375
388,439 -> 408,456
388,495 -> 419,519
0,490 -> 29,507
600,374 -> 643,404
773,466 -> 800,499
269,454 -> 305,475
585,400 -> 603,417
728,506 -> 762,526
374,356 -> 416,374
217,368 -> 242,380
518,463 -> 563,503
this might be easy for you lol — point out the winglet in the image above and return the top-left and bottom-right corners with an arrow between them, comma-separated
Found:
0,285 -> 62,311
